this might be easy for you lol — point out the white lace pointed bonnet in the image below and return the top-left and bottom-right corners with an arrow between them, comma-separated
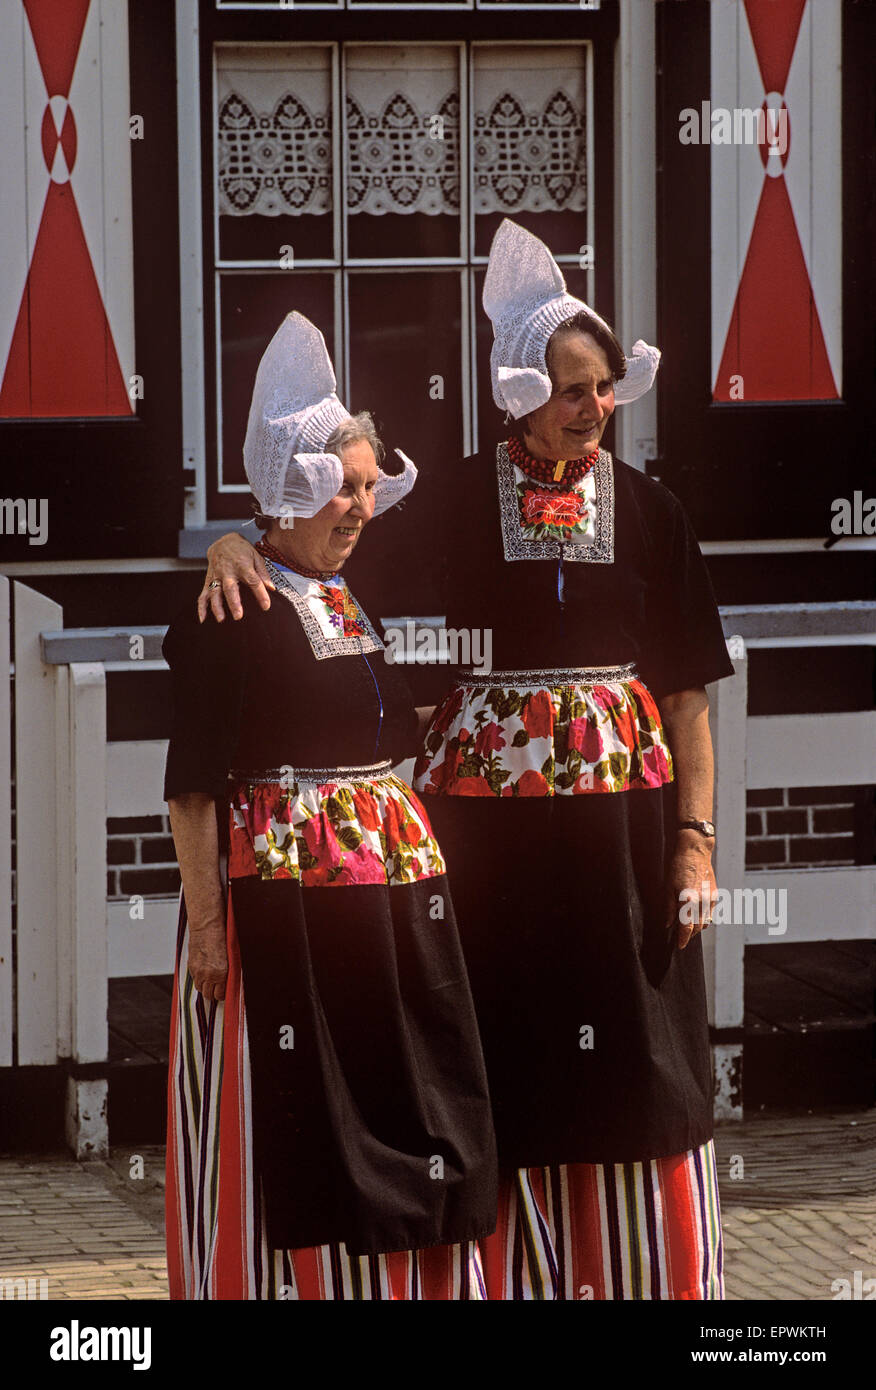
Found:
243,311 -> 416,519
483,219 -> 661,420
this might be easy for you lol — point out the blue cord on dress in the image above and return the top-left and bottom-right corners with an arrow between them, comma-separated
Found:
362,654 -> 384,761
557,553 -> 565,605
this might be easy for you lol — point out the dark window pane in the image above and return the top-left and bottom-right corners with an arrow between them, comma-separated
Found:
346,271 -> 463,613
218,272 -> 336,488
348,210 -> 459,261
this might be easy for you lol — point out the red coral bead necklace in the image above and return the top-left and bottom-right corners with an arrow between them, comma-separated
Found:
508,434 -> 598,488
256,536 -> 338,583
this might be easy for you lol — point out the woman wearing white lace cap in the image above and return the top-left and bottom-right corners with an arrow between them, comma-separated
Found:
199,226 -> 734,1300
412,218 -> 733,1299
162,311 -> 497,1299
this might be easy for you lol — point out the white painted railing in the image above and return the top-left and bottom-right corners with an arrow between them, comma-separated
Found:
9,579 -> 109,1155
705,619 -> 876,1122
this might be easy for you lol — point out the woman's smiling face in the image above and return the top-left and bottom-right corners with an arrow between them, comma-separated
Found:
522,330 -> 616,462
267,438 -> 378,573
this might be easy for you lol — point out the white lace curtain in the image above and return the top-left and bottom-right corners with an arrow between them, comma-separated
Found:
216,44 -> 588,218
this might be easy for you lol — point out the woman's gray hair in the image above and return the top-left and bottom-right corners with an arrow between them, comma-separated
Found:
325,411 -> 386,467
251,410 -> 385,529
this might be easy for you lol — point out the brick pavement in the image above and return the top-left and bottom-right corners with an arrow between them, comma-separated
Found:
0,1146 -> 167,1301
0,1111 -> 873,1300
713,1108 -> 875,1302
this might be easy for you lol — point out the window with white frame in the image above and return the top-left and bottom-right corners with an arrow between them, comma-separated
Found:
208,39 -> 594,520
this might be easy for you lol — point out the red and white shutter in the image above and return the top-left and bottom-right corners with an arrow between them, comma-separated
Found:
0,0 -> 135,417
711,0 -> 842,402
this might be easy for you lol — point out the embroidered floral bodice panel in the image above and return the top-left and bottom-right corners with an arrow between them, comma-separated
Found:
264,558 -> 384,660
514,460 -> 597,545
495,443 -> 615,564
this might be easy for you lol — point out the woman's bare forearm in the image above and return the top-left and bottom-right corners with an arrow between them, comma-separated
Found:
660,687 -> 718,947
660,687 -> 714,826
167,794 -> 225,931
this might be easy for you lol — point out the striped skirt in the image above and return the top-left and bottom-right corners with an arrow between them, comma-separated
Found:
166,898 -> 724,1301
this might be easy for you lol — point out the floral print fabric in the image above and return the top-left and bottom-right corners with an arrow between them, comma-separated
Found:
413,676 -> 674,798
314,580 -> 367,638
270,562 -> 371,641
515,461 -> 597,545
228,771 -> 446,885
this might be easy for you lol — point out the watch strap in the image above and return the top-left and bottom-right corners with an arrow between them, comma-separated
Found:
678,818 -> 716,837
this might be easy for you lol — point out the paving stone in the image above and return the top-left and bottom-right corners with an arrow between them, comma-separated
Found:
1,1114 -> 874,1301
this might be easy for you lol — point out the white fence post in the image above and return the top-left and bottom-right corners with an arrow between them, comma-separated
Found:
705,640 -> 749,1120
63,663 -> 108,1158
12,584 -> 108,1156
13,582 -> 63,1065
0,578 -> 12,1066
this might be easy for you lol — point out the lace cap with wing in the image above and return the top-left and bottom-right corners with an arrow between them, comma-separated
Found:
483,219 -> 661,419
243,311 -> 416,521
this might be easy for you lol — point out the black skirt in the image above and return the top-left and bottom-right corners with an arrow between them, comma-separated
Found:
231,870 -> 498,1255
425,784 -> 714,1168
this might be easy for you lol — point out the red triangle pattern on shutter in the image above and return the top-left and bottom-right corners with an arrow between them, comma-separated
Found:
0,0 -> 133,418
714,0 -> 839,402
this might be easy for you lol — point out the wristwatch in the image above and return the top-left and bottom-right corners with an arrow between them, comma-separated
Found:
678,819 -> 716,838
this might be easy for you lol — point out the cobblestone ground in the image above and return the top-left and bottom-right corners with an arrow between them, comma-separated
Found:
0,1146 -> 167,1300
714,1109 -> 875,1301
0,1110 -> 872,1300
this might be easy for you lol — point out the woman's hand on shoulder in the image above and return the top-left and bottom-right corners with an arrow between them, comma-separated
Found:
198,533 -> 275,624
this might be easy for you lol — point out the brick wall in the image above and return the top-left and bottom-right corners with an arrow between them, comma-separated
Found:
107,815 -> 181,900
746,787 -> 875,869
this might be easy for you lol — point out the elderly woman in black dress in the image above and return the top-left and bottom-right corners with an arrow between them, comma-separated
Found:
199,225 -> 733,1300
164,312 -> 496,1300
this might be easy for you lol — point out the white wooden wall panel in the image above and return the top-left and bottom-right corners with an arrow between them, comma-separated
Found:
0,1 -> 30,385
108,898 -> 179,980
614,0 -> 657,473
107,740 -> 169,817
709,0 -> 762,391
744,868 -> 876,945
14,582 -> 62,1064
705,654 -> 748,1031
69,0 -> 136,392
747,712 -> 876,790
785,0 -> 842,386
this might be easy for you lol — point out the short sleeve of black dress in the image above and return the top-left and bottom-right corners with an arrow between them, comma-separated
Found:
162,606 -> 248,800
639,490 -> 734,700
